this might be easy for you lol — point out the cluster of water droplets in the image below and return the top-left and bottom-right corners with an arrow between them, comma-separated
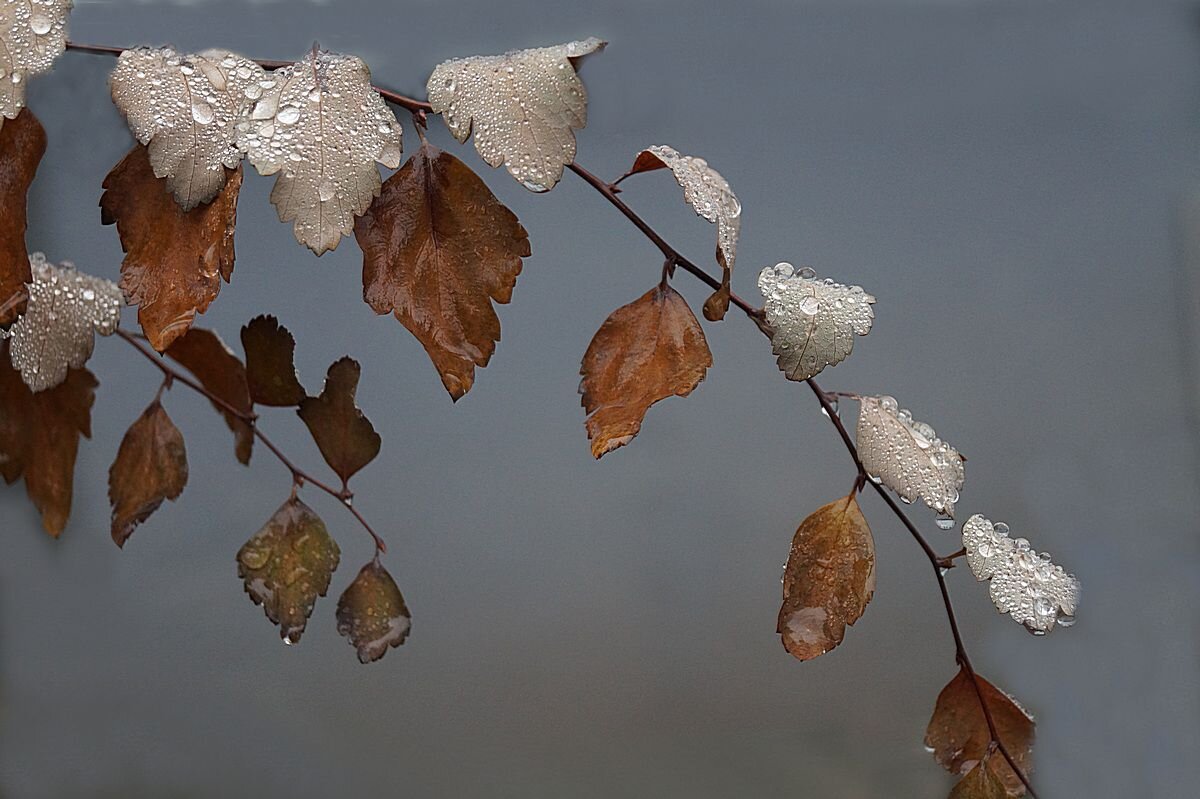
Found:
0,0 -> 71,123
638,145 -> 741,270
758,261 -> 875,381
426,37 -> 605,192
961,514 -> 1079,634
3,253 -> 120,392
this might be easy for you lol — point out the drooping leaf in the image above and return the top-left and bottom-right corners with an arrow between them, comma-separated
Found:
107,399 -> 188,547
355,142 -> 530,400
297,357 -> 380,485
3,253 -> 121,392
336,560 -> 411,664
427,37 -> 605,192
100,145 -> 241,352
961,514 -> 1079,635
777,493 -> 876,660
758,262 -> 875,381
925,667 -> 1035,796
579,283 -> 711,458
237,49 -> 404,254
0,341 -> 95,537
236,496 -> 340,644
0,109 -> 45,324
240,314 -> 305,407
109,47 -> 265,209
949,755 -> 1012,799
856,395 -> 965,518
0,0 -> 70,126
165,328 -> 253,464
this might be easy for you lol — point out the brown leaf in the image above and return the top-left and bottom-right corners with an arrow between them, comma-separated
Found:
355,142 -> 530,401
100,145 -> 241,352
297,357 -> 380,486
926,667 -> 1035,796
949,754 -> 1012,799
241,315 -> 305,407
236,497 -> 340,644
579,283 -> 712,458
165,328 -> 254,464
107,400 -> 188,547
777,493 -> 876,660
0,109 -> 45,324
336,560 -> 411,664
0,342 -> 96,536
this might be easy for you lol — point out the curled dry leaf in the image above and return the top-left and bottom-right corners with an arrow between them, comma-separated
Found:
427,37 -> 604,192
777,493 -> 875,660
355,142 -> 529,400
579,283 -> 711,458
0,109 -> 45,324
241,315 -> 305,407
961,514 -> 1079,635
4,253 -> 121,392
236,496 -> 340,644
101,145 -> 241,352
0,0 -> 70,125
0,341 -> 96,537
925,667 -> 1035,796
107,399 -> 188,547
297,357 -> 380,485
758,262 -> 875,381
949,755 -> 1012,799
237,49 -> 404,255
336,560 -> 411,664
109,47 -> 265,210
165,328 -> 253,465
856,395 -> 965,519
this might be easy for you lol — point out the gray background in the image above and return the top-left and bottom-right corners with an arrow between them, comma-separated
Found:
2,0 -> 1197,796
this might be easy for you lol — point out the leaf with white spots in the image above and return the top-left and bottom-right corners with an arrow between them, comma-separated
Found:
759,262 -> 875,381
855,395 -> 965,518
237,49 -> 404,255
0,0 -> 71,126
109,47 -> 265,210
427,37 -> 604,192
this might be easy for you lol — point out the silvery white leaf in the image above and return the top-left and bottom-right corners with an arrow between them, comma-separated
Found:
237,49 -> 404,255
426,37 -> 604,192
856,395 -> 965,517
0,0 -> 71,126
759,262 -> 874,381
109,47 -> 266,210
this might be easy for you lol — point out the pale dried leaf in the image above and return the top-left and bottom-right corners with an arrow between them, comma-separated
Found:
427,37 -> 604,192
0,0 -> 70,126
237,49 -> 403,254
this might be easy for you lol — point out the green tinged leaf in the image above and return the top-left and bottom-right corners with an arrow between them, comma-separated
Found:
336,560 -> 411,663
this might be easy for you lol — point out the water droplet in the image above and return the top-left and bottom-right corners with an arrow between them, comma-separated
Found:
191,101 -> 215,125
29,14 -> 52,35
934,514 -> 954,530
318,179 -> 336,202
276,105 -> 301,125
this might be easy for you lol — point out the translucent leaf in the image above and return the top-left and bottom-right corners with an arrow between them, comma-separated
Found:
237,49 -> 404,255
297,357 -> 381,485
107,399 -> 188,548
0,109 -> 45,324
855,395 -> 965,517
961,514 -> 1080,635
165,328 -> 253,465
426,37 -> 604,192
949,754 -> 1012,799
3,253 -> 121,392
0,0 -> 71,126
109,47 -> 265,210
336,560 -> 411,664
241,315 -> 305,407
759,262 -> 875,381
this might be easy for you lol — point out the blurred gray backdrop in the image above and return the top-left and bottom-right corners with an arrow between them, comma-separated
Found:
2,0 -> 1197,796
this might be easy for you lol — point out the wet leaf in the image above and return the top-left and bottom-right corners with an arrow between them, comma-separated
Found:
237,49 -> 404,255
427,37 -> 604,192
165,328 -> 253,464
355,142 -> 529,400
336,560 -> 411,664
579,283 -> 711,458
0,341 -> 96,537
109,47 -> 264,209
777,493 -> 875,660
100,145 -> 241,352
949,755 -> 1012,799
240,315 -> 305,407
0,0 -> 71,125
3,253 -> 121,392
297,357 -> 380,484
758,262 -> 875,381
856,395 -> 965,518
0,109 -> 45,324
107,399 -> 188,547
925,667 -> 1035,796
236,497 -> 340,644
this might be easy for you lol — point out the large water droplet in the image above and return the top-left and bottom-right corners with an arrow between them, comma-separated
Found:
277,105 -> 301,125
29,14 -> 52,35
191,101 -> 215,125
